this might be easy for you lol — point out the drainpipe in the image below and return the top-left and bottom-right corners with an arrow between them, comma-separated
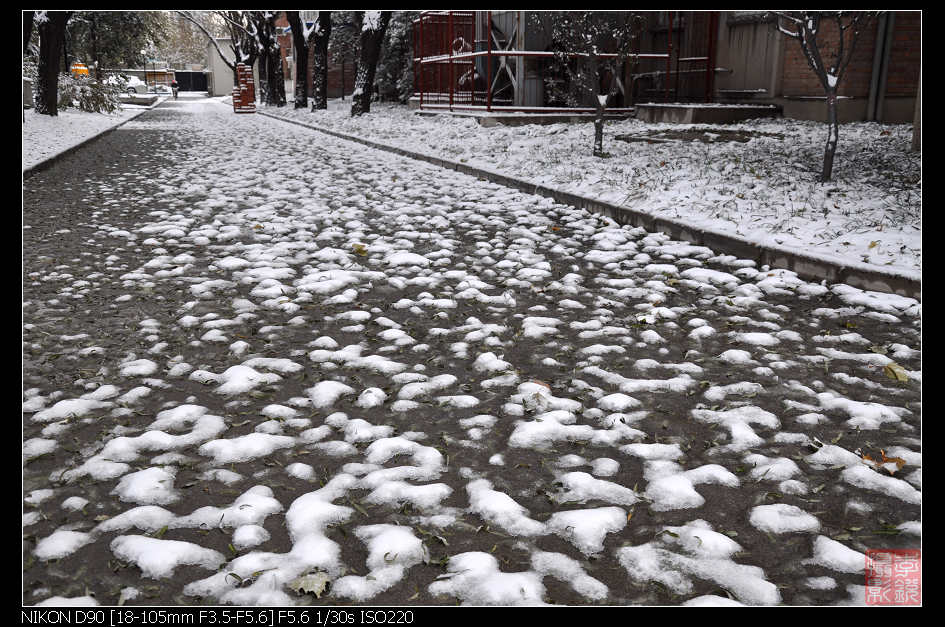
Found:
514,11 -> 524,107
866,12 -> 888,120
875,12 -> 895,122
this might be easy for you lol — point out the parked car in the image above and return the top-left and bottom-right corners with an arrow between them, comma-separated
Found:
124,76 -> 149,94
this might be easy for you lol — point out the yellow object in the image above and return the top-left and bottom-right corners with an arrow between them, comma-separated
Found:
70,63 -> 89,77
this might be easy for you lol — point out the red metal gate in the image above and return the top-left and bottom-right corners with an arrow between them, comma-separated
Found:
628,11 -> 719,104
413,11 -> 663,113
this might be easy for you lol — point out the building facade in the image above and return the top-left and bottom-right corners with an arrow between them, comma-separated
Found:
206,37 -> 260,98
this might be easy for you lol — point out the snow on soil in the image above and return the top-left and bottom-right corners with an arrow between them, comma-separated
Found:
22,96 -> 920,606
265,99 -> 920,276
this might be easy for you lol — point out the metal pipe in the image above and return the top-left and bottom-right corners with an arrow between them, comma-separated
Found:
514,11 -> 524,107
421,104 -> 635,113
449,11 -> 454,111
419,13 -> 424,108
666,11 -> 673,101
415,51 -> 669,64
876,12 -> 895,122
705,11 -> 718,102
487,11 -> 492,111
867,12 -> 888,120
674,13 -> 682,101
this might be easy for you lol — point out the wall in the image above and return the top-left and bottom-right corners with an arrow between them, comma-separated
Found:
715,14 -> 781,98
714,11 -> 920,123
206,38 -> 259,99
880,11 -> 921,122
207,38 -> 234,97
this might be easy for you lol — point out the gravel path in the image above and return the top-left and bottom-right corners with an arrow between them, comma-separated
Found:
23,95 -> 921,606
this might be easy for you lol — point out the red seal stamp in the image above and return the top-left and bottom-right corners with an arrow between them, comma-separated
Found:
866,549 -> 921,605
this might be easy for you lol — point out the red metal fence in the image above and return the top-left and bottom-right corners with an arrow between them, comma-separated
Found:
412,11 -> 719,112
628,11 -> 719,104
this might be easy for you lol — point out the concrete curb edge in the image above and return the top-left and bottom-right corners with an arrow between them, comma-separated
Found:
241,104 -> 922,301
22,98 -> 166,181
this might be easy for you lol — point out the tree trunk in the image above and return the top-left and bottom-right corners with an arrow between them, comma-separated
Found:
62,25 -> 69,72
351,12 -> 391,116
311,12 -> 331,110
911,67 -> 920,152
267,13 -> 286,107
36,11 -> 71,116
821,88 -> 839,182
593,114 -> 604,157
590,54 -> 605,157
268,44 -> 286,106
24,11 -> 34,53
286,11 -> 308,108
257,48 -> 270,105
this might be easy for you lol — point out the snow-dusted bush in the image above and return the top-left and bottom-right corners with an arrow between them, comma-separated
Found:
57,72 -> 124,113
23,58 -> 38,83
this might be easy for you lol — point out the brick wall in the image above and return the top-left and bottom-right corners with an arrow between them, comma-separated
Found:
296,47 -> 356,100
275,12 -> 292,77
278,12 -> 355,102
780,14 -> 878,97
885,11 -> 921,97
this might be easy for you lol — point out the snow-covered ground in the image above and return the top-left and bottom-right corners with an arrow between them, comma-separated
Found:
22,101 -> 159,171
23,98 -> 920,606
263,100 -> 921,277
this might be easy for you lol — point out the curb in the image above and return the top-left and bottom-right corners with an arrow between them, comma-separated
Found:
22,97 -> 166,181
258,110 -> 921,300
248,104 -> 922,300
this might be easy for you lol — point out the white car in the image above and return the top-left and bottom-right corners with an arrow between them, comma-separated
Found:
124,76 -> 149,94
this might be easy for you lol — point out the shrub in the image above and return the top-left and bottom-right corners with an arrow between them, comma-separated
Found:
57,72 -> 125,113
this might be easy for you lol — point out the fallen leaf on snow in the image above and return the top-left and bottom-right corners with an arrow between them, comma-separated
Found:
289,572 -> 331,598
883,362 -> 909,382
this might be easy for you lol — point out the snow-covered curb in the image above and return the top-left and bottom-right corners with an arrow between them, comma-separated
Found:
250,105 -> 920,299
22,97 -> 167,178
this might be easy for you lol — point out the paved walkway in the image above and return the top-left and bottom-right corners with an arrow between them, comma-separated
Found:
23,97 -> 921,606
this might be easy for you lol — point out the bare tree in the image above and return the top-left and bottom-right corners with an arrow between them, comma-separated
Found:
351,11 -> 391,116
155,11 -> 215,69
249,11 -> 285,107
537,11 -> 644,157
286,11 -> 331,109
771,11 -> 879,182
34,11 -> 72,115
285,11 -> 309,108
178,10 -> 256,90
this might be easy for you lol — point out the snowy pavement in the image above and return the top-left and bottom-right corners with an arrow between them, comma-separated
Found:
264,100 -> 921,278
22,99 -> 163,172
23,96 -> 921,606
